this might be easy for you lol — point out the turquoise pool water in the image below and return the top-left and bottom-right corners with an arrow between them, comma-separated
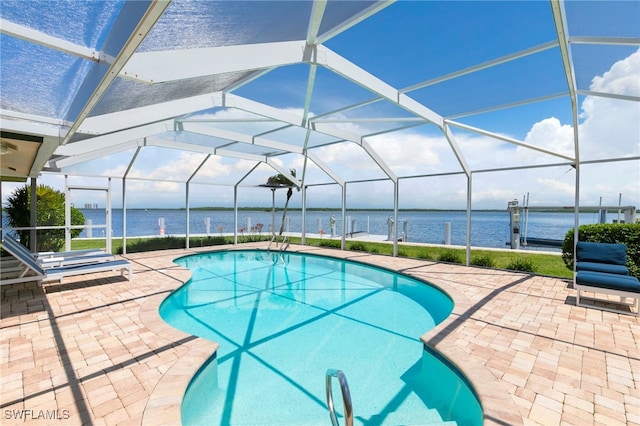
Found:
160,250 -> 483,425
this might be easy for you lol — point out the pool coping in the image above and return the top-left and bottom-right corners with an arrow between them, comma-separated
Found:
140,245 -> 523,425
139,292 -> 219,426
419,283 -> 524,426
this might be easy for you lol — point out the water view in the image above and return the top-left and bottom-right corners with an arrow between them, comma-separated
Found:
75,208 -> 616,251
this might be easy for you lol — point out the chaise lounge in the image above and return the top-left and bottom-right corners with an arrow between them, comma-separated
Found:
1,238 -> 132,286
574,241 -> 640,316
2,236 -> 115,268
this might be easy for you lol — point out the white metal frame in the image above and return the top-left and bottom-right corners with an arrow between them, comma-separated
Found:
65,178 -> 112,254
1,0 -> 639,262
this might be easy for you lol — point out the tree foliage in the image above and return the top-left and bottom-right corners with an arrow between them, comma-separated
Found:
3,184 -> 85,252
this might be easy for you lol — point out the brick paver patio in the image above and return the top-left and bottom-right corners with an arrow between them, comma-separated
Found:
1,243 -> 638,425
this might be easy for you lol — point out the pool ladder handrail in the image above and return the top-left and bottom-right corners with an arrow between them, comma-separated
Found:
268,234 -> 275,251
268,234 -> 289,251
268,234 -> 289,264
325,369 -> 353,426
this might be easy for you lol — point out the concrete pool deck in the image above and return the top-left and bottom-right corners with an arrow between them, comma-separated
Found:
1,242 -> 638,425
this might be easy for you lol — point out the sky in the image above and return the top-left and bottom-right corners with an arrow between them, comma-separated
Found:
1,1 -> 639,213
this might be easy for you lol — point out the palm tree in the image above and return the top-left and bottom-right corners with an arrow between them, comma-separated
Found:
265,169 -> 298,237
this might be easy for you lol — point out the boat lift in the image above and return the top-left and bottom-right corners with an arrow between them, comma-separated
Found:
507,199 -> 637,250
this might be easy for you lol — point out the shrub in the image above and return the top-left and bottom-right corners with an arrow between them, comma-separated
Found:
317,239 -> 341,248
348,242 -> 368,252
195,236 -> 228,246
121,235 -> 229,254
416,250 -> 433,260
505,257 -> 536,273
562,223 -> 640,277
239,234 -> 269,243
471,255 -> 496,268
438,250 -> 461,264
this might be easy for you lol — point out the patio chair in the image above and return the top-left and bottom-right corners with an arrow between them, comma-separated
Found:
1,238 -> 132,286
1,237 -> 115,268
574,242 -> 639,316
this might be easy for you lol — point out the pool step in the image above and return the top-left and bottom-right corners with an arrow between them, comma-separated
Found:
356,408 -> 457,425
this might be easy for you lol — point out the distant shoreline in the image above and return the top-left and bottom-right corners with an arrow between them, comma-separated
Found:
84,207 -> 510,212
77,207 -> 602,214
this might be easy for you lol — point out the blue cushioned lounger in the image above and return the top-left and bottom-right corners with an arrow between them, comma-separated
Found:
574,242 -> 639,316
576,261 -> 629,275
575,241 -> 629,275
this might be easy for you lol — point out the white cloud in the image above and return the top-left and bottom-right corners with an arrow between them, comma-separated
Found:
126,151 -> 207,181
579,49 -> 640,157
535,177 -> 576,197
521,117 -> 575,158
589,49 -> 640,96
367,133 -> 444,174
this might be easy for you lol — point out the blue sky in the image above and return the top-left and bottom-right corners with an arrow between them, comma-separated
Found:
1,1 -> 639,212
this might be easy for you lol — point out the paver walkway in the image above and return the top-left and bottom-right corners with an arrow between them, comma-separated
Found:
1,243 -> 638,425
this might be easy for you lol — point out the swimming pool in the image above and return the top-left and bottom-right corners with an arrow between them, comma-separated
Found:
160,250 -> 483,425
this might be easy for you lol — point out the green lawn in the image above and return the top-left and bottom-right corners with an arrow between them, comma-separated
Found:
71,236 -> 572,279
301,238 -> 572,278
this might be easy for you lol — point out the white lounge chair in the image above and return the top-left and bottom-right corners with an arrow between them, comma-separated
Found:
2,237 -> 115,268
1,238 -> 132,286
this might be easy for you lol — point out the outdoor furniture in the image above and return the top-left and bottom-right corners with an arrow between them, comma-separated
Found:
1,238 -> 132,286
1,237 -> 115,268
574,241 -> 639,316
575,241 -> 630,275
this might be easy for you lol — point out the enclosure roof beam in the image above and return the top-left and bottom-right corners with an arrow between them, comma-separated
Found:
120,40 -> 308,84
445,92 -> 567,120
305,150 -> 345,187
315,1 -> 394,45
265,159 -> 301,189
220,94 -> 365,144
0,18 -> 99,61
569,36 -> 640,46
317,47 -> 443,127
77,92 -> 224,135
60,0 -> 172,145
55,121 -> 174,156
401,41 -> 558,93
576,90 -> 640,102
150,138 -> 268,163
187,155 -> 212,183
360,139 -> 397,182
234,162 -> 262,187
180,123 -> 304,154
50,141 -> 139,169
443,123 -> 470,177
446,120 -> 575,161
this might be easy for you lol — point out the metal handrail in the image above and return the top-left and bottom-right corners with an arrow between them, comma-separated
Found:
268,234 -> 289,250
267,234 -> 277,252
277,236 -> 289,265
268,235 -> 289,258
325,369 -> 353,426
